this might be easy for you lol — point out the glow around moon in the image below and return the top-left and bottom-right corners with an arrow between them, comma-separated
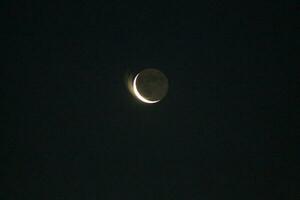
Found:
133,74 -> 160,104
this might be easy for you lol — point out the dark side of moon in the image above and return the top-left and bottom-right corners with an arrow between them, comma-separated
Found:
136,69 -> 168,101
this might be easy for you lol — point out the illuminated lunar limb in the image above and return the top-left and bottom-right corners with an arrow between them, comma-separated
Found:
133,74 -> 160,104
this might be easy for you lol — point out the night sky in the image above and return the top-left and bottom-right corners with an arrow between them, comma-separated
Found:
2,1 -> 297,199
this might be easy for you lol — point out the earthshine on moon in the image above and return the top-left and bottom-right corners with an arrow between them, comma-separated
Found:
131,68 -> 168,104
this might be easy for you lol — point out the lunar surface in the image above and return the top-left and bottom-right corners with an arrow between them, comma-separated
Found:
132,68 -> 168,103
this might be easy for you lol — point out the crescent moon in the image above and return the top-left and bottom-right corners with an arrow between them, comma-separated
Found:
133,74 -> 160,104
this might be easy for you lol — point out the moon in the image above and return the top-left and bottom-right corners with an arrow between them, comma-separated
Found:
133,74 -> 159,104
132,68 -> 168,104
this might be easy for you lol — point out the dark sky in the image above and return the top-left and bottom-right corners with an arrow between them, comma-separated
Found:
2,1 -> 297,199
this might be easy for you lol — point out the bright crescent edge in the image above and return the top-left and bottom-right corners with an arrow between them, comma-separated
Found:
133,74 -> 160,104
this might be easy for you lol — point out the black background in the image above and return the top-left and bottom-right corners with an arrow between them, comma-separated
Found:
2,1 -> 297,199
